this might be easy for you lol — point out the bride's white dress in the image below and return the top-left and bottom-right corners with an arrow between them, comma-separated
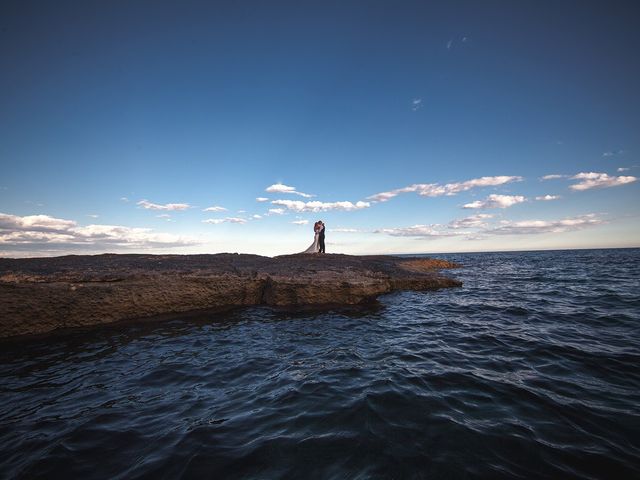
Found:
302,233 -> 319,254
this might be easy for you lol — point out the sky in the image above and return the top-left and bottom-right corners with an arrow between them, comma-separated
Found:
1,0 -> 639,257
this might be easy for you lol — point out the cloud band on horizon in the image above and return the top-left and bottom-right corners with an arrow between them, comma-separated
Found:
0,212 -> 197,250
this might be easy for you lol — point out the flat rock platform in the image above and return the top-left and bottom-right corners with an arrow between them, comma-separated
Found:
0,253 -> 462,339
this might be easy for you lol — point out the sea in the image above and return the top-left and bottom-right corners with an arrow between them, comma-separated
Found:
1,248 -> 639,479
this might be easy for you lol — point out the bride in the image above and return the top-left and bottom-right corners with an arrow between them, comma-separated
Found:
302,221 -> 321,254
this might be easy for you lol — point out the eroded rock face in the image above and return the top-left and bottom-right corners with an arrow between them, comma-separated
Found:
0,253 -> 461,339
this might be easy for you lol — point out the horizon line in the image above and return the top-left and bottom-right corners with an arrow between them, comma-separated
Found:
1,245 -> 639,260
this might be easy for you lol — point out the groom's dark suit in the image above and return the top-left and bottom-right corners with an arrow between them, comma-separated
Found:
319,224 -> 326,253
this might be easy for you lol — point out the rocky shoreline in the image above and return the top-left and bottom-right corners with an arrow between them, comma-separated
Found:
0,253 -> 461,339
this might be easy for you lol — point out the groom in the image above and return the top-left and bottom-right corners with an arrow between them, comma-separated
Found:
318,221 -> 326,254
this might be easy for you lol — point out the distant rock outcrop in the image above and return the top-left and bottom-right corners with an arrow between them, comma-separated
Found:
0,253 -> 461,339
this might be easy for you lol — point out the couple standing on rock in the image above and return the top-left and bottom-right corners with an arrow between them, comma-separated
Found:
302,221 -> 325,254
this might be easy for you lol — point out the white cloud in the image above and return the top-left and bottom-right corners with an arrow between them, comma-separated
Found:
271,199 -> 371,213
291,219 -> 309,225
490,214 -> 604,235
535,195 -> 561,201
463,194 -> 526,209
540,174 -> 566,181
411,98 -> 423,111
265,183 -> 314,198
202,217 -> 247,225
602,150 -> 624,157
137,200 -> 190,211
86,214 -> 99,218
256,197 -> 269,202
375,224 -> 455,238
569,172 -> 637,191
0,213 -> 76,232
376,214 -> 495,239
268,208 -> 285,215
203,205 -> 227,212
375,212 -> 604,239
366,191 -> 401,202
446,39 -> 453,49
72,225 -> 192,245
156,214 -> 171,218
0,231 -> 76,244
448,214 -> 494,229
0,212 -> 197,250
120,197 -> 129,202
331,228 -> 362,233
617,167 -> 630,172
252,214 -> 262,219
368,175 -> 522,202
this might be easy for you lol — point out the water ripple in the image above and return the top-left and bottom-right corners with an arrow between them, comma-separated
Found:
1,248 -> 639,478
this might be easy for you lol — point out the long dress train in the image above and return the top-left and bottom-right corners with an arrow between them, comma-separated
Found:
302,233 -> 319,254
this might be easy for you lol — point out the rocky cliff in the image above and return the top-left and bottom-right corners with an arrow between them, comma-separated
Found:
0,253 -> 461,339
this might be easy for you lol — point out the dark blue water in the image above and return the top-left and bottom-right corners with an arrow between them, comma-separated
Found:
1,248 -> 639,479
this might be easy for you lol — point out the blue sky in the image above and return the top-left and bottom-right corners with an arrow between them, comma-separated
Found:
1,0 -> 639,256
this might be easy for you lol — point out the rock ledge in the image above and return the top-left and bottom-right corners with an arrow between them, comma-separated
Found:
0,253 -> 461,339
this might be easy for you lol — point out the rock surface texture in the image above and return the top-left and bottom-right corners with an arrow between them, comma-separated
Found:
0,253 -> 461,339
